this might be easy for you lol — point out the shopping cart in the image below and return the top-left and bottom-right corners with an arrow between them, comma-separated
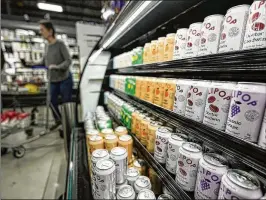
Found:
1,68 -> 63,158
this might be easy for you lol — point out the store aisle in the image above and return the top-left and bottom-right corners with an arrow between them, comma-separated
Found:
1,131 -> 66,199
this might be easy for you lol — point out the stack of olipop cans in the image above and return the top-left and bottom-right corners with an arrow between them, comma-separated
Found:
113,1 -> 266,69
110,75 -> 266,148
85,106 -> 174,199
107,93 -> 266,200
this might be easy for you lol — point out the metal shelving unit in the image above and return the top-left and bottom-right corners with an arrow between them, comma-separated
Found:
111,89 -> 266,177
107,108 -> 193,200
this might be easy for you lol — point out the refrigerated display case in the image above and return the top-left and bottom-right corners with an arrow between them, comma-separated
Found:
66,0 -> 266,199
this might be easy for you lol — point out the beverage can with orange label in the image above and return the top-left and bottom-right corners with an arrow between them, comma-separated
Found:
118,135 -> 133,163
157,37 -> 166,62
163,79 -> 177,110
147,121 -> 161,153
143,43 -> 151,64
154,78 -> 167,106
145,77 -> 156,103
115,126 -> 128,137
135,76 -> 142,98
140,77 -> 148,100
131,110 -> 140,134
150,40 -> 158,63
164,33 -> 176,61
135,113 -> 146,139
88,135 -> 104,155
140,117 -> 151,146
104,134 -> 118,152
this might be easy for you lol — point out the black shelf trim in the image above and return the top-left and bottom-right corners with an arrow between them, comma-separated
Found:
107,108 -> 192,200
114,48 -> 266,82
112,89 -> 266,176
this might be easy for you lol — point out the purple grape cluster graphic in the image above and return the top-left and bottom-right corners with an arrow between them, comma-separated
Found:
200,179 -> 211,191
231,101 -> 241,117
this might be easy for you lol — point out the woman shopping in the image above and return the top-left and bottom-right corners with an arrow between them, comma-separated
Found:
38,20 -> 73,131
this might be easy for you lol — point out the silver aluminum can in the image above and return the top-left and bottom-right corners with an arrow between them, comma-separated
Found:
185,22 -> 202,58
134,176 -> 152,194
91,149 -> 110,199
94,159 -> 116,199
110,147 -> 128,184
136,189 -> 156,200
218,169 -> 263,199
117,185 -> 136,200
173,79 -> 194,116
154,127 -> 172,164
175,142 -> 203,192
173,28 -> 188,59
258,108 -> 266,148
243,1 -> 266,50
195,153 -> 228,199
185,80 -> 211,122
166,135 -> 185,174
219,5 -> 250,53
203,81 -> 237,131
198,14 -> 224,56
126,167 -> 140,187
116,180 -> 128,193
157,194 -> 174,200
225,82 -> 266,142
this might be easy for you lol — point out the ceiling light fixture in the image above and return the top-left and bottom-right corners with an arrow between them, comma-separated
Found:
102,1 -> 153,49
37,2 -> 63,13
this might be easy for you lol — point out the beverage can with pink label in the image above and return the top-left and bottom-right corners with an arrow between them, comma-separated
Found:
243,1 -> 266,50
225,82 -> 266,142
185,80 -> 211,122
185,22 -> 202,58
203,81 -> 236,131
173,28 -> 188,59
218,169 -> 263,199
258,108 -> 266,148
219,5 -> 250,53
173,79 -> 194,116
154,127 -> 172,164
194,153 -> 228,200
175,142 -> 203,191
198,14 -> 224,56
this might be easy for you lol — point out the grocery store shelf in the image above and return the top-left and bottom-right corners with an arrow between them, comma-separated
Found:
107,108 -> 192,200
115,48 -> 266,82
112,90 -> 266,176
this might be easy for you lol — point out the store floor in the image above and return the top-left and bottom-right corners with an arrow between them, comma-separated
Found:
1,129 -> 66,199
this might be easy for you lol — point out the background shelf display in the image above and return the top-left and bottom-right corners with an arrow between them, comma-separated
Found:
107,108 -> 193,200
111,89 -> 266,177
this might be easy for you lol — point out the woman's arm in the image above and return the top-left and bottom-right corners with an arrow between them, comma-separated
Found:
52,42 -> 72,70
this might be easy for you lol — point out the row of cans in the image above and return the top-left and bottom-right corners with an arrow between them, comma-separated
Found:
113,1 -> 266,69
90,148 -> 174,199
106,93 -> 265,200
109,75 -> 266,146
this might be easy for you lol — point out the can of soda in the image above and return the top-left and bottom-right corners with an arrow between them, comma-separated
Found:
258,109 -> 266,148
225,82 -> 266,142
116,179 -> 128,193
110,147 -> 128,184
158,194 -> 174,200
88,135 -> 104,155
163,33 -> 176,61
195,153 -> 228,199
154,127 -> 172,164
157,37 -> 166,62
104,134 -> 118,152
219,4 -> 250,53
117,185 -> 136,200
154,78 -> 167,106
136,113 -> 146,139
127,167 -> 140,187
166,135 -> 185,174
173,28 -> 188,59
173,79 -> 194,116
185,22 -> 202,58
243,1 -> 266,50
198,15 -> 224,56
91,149 -> 110,198
134,176 -> 152,194
162,79 -> 177,111
203,81 -> 236,131
147,121 -> 161,153
185,80 -> 211,122
140,117 -> 151,146
131,110 -> 140,134
118,135 -> 133,163
175,142 -> 203,191
218,169 -> 263,199
136,189 -> 156,199
115,126 -> 128,137
100,128 -> 114,138
94,159 -> 116,199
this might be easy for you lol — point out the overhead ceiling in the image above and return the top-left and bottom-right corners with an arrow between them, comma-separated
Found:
1,0 -> 104,25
